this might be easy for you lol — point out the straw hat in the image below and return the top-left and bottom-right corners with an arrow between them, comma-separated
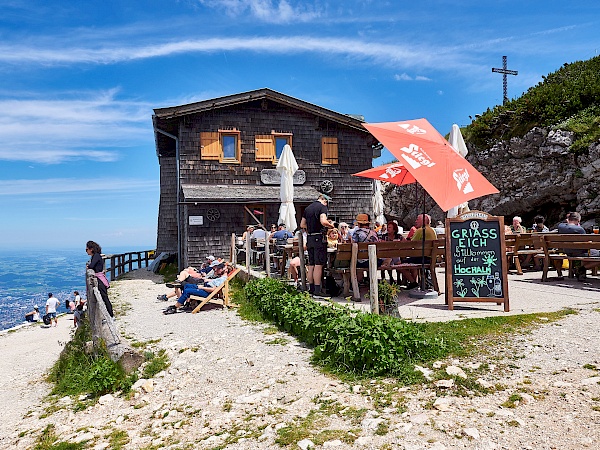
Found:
355,213 -> 370,225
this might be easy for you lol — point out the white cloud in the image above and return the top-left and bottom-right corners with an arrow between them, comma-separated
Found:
394,73 -> 431,81
0,177 -> 158,196
198,0 -> 320,23
0,35 -> 480,74
0,90 -> 153,163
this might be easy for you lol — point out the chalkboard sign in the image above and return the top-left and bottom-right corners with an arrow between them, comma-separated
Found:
445,211 -> 509,311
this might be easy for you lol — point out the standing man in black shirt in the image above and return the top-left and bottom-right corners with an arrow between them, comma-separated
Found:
300,194 -> 334,297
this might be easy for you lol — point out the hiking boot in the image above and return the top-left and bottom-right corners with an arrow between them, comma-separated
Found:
157,294 -> 168,301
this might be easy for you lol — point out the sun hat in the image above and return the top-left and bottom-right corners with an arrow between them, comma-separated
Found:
34,305 -> 39,309
355,213 -> 370,225
210,259 -> 223,267
206,255 -> 216,261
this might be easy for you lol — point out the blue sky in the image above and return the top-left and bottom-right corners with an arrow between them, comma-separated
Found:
1,0 -> 598,250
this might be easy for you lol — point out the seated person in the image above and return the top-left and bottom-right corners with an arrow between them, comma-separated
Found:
381,220 -> 404,284
74,304 -> 85,327
272,223 -> 294,245
558,211 -> 600,281
532,215 -> 549,232
510,216 -> 526,234
326,228 -> 340,249
352,213 -> 380,283
338,222 -> 351,243
404,214 -> 437,289
164,263 -> 228,313
25,305 -> 40,322
269,223 -> 278,238
288,231 -> 307,286
242,225 -> 255,241
251,227 -> 267,240
158,259 -> 223,301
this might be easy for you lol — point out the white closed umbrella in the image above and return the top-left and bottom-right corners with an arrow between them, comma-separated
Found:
372,180 -> 386,227
276,144 -> 299,232
447,124 -> 470,218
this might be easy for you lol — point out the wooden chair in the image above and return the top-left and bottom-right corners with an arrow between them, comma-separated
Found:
190,267 -> 241,313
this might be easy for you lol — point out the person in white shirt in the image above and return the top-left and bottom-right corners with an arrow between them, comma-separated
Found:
45,293 -> 60,327
25,305 -> 40,322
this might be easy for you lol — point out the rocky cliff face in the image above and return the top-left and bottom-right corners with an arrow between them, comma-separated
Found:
383,128 -> 600,230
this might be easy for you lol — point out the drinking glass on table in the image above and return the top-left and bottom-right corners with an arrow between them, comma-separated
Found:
593,226 -> 599,234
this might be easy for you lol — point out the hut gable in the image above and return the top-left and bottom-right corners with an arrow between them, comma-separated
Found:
153,88 -> 378,267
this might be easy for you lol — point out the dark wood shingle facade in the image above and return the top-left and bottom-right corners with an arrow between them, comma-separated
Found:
153,88 -> 378,268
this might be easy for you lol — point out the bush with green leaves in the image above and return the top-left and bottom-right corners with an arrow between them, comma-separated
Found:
244,278 -> 447,379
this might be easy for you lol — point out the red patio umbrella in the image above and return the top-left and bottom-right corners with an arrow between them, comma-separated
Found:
362,119 -> 498,211
353,162 -> 417,186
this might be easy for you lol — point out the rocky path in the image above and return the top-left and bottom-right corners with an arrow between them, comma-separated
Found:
2,269 -> 600,449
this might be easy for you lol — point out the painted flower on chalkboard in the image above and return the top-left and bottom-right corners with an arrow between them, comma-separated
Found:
453,279 -> 467,297
482,254 -> 497,268
470,276 -> 487,297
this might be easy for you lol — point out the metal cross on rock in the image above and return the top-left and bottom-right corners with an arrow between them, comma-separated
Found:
492,56 -> 518,105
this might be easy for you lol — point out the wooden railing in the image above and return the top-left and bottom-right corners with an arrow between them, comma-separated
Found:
102,250 -> 156,280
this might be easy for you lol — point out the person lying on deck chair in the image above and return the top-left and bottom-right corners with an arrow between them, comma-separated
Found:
163,263 -> 229,314
157,259 -> 224,301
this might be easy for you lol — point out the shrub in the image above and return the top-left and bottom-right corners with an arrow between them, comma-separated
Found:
466,55 -> 600,151
244,278 -> 447,379
48,319 -> 136,397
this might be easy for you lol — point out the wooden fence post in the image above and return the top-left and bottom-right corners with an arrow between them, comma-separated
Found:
297,231 -> 306,291
368,244 -> 379,314
265,238 -> 271,277
231,233 -> 237,265
85,269 -> 143,373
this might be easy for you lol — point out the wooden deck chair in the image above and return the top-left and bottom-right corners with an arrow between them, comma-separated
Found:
190,267 -> 241,314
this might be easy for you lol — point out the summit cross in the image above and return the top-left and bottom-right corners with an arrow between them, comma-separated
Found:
492,56 -> 518,105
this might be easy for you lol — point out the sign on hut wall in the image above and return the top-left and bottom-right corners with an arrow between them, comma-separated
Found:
260,169 -> 306,185
189,216 -> 204,226
445,211 -> 509,312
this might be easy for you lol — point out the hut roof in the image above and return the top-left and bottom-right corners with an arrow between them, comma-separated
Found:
182,184 -> 320,203
153,88 -> 367,132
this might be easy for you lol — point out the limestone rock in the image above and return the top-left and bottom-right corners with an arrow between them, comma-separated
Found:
297,438 -> 315,450
446,365 -> 467,379
463,427 -> 481,440
435,379 -> 455,388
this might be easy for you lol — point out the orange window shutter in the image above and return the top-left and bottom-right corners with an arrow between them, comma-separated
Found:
321,137 -> 338,164
255,135 -> 275,161
200,132 -> 221,160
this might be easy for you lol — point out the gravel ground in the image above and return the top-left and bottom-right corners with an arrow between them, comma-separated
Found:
2,268 -> 600,450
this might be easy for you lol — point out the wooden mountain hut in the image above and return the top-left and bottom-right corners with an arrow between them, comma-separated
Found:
153,88 -> 380,268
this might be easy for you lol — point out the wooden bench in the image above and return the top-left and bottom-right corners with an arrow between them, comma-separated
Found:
331,240 -> 444,299
505,233 -> 545,275
540,234 -> 600,281
190,267 -> 241,313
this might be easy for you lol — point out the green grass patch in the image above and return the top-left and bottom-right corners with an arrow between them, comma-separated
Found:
264,337 -> 289,345
47,319 -> 137,398
33,424 -> 87,450
141,349 -> 170,379
105,429 -> 129,449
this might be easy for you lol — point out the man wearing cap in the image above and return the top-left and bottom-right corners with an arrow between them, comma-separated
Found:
163,263 -> 228,313
272,223 -> 293,241
300,193 -> 335,297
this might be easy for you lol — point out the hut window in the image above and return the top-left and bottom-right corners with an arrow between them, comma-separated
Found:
200,130 -> 241,163
321,137 -> 338,165
254,132 -> 292,163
